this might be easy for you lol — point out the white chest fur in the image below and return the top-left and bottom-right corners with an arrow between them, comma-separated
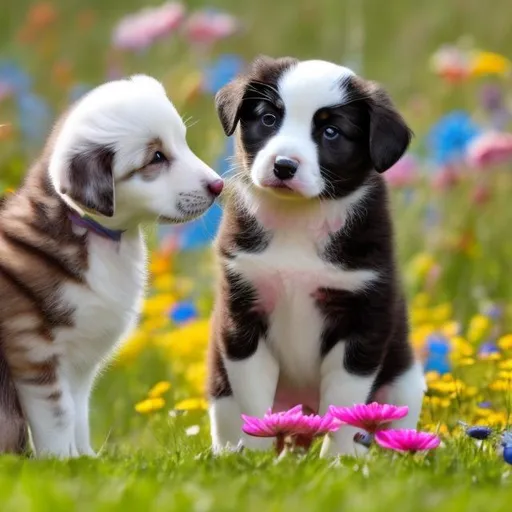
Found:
227,227 -> 378,387
55,231 -> 147,372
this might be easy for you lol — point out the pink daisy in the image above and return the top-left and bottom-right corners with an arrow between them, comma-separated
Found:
184,9 -> 239,46
112,2 -> 185,51
466,131 -> 512,169
384,154 -> 418,188
328,402 -> 408,433
242,405 -> 341,453
375,429 -> 441,453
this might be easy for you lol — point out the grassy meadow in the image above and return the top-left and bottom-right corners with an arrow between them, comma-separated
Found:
2,0 -> 512,510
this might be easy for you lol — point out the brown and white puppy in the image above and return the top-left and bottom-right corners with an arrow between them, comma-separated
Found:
0,75 -> 223,457
207,56 -> 425,456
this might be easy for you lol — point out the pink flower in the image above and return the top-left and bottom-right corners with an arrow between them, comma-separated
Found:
432,164 -> 460,191
375,429 -> 441,453
383,154 -> 418,187
466,131 -> 512,169
112,2 -> 185,51
184,9 -> 239,46
242,405 -> 341,453
328,402 -> 408,433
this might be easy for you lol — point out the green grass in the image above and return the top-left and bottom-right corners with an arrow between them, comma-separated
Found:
1,440 -> 512,511
3,0 -> 512,510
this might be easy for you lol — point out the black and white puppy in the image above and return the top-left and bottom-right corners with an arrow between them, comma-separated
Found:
207,56 -> 425,456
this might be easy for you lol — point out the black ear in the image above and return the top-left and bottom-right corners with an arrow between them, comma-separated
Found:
215,77 -> 248,137
64,145 -> 115,217
368,87 -> 412,173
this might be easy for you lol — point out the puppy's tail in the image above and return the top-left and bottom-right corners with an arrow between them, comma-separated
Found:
0,348 -> 28,454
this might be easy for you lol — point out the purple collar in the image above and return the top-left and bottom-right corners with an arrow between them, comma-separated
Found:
68,211 -> 125,242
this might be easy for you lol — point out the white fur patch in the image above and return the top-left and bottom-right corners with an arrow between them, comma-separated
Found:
250,60 -> 355,197
227,186 -> 377,389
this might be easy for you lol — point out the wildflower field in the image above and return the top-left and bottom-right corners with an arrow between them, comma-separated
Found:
3,0 -> 512,510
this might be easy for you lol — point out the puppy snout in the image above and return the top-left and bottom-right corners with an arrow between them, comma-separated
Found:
273,156 -> 300,181
207,179 -> 224,197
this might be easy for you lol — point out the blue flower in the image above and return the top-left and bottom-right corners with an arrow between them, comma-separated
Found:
203,54 -> 244,95
16,92 -> 52,145
169,301 -> 198,324
427,111 -> 481,166
353,432 -> 373,448
483,304 -> 502,320
504,445 -> 512,465
424,334 -> 451,374
465,426 -> 493,440
478,341 -> 499,358
500,431 -> 512,447
0,60 -> 31,94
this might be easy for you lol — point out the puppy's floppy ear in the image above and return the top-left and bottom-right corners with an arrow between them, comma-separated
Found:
215,77 -> 248,137
367,85 -> 413,173
63,145 -> 115,217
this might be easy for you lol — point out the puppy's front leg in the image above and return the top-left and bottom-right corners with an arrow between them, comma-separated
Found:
319,343 -> 376,457
13,361 -> 78,458
223,340 -> 279,451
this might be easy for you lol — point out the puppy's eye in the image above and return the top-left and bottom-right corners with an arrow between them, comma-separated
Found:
261,113 -> 277,127
150,151 -> 167,164
323,126 -> 340,141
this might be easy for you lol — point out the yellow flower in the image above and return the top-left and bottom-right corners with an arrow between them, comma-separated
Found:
152,274 -> 176,292
143,316 -> 170,332
498,371 -> 512,381
408,253 -> 436,281
456,357 -> 475,367
439,398 -> 451,408
412,292 -> 430,309
498,335 -> 512,351
174,398 -> 208,411
163,319 -> 210,359
467,314 -> 491,343
470,51 -> 511,77
116,331 -> 149,364
431,303 -> 453,325
489,379 -> 512,392
475,407 -> 492,418
450,336 -> 474,357
410,325 -> 436,349
410,308 -> 432,326
486,412 -> 509,427
499,359 -> 512,371
463,386 -> 478,398
135,397 -> 165,414
148,381 -> 172,398
185,362 -> 207,394
479,351 -> 501,362
142,294 -> 176,317
429,376 -> 465,395
424,423 -> 449,435
150,255 -> 172,275
425,371 -> 441,384
441,321 -> 460,338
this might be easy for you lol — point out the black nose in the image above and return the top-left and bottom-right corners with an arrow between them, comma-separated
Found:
273,156 -> 299,180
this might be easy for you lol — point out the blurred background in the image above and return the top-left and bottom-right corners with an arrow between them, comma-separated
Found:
1,0 -> 512,451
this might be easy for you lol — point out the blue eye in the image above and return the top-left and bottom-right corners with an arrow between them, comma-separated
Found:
150,151 -> 167,164
323,126 -> 340,141
261,113 -> 277,127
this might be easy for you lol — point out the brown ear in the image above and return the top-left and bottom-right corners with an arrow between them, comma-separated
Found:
64,145 -> 115,217
215,77 -> 249,137
367,86 -> 413,173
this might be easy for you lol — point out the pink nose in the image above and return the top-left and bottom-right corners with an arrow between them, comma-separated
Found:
207,179 -> 224,197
